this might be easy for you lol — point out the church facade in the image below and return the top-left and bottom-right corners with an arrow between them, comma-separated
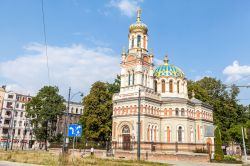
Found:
112,9 -> 214,152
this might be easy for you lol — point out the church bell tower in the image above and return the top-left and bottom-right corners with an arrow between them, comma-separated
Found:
120,8 -> 154,94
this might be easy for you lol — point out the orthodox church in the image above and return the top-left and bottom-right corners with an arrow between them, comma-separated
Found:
112,9 -> 214,151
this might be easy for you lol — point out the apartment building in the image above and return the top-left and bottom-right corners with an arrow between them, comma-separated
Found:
0,91 -> 33,149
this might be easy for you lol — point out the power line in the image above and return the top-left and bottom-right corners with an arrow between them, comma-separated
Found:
41,0 -> 51,85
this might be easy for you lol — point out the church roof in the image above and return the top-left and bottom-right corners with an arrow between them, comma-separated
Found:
129,8 -> 148,32
153,56 -> 185,78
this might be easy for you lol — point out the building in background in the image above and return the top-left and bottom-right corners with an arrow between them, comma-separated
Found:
112,9 -> 214,152
0,91 -> 33,149
0,86 -> 6,112
56,101 -> 84,135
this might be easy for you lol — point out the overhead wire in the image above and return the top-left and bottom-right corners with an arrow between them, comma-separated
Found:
41,0 -> 51,85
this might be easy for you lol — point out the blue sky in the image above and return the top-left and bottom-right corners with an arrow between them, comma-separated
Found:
0,0 -> 250,104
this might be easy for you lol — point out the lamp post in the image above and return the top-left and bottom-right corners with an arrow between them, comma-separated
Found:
137,88 -> 141,161
62,87 -> 83,153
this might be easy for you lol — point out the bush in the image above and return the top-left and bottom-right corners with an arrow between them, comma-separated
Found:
214,127 -> 224,161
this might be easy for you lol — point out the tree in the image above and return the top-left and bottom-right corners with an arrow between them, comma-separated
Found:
214,127 -> 224,161
80,76 -> 120,142
187,77 -> 248,143
26,86 -> 65,150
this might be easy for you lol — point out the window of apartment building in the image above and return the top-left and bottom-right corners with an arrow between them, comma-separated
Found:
23,129 -> 27,135
16,96 -> 20,101
14,120 -> 16,127
76,108 -> 78,114
5,110 -> 11,116
6,102 -> 13,108
18,129 -> 21,135
28,97 -> 31,102
20,112 -> 23,117
4,119 -> 10,125
16,103 -> 19,109
19,121 -> 22,127
8,94 -> 14,99
15,111 -> 18,117
71,107 -> 73,113
21,104 -> 25,109
2,128 -> 8,134
12,129 -> 15,135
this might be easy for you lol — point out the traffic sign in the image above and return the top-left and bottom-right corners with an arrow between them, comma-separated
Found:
68,124 -> 82,137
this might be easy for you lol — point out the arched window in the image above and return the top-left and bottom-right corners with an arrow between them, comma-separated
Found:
178,126 -> 183,142
132,36 -> 134,48
177,81 -> 180,93
145,74 -> 147,86
122,125 -> 130,134
132,71 -> 135,85
175,108 -> 179,116
154,80 -> 157,92
181,109 -> 185,116
169,80 -> 173,93
137,35 -> 141,48
128,72 -> 131,86
162,80 -> 165,93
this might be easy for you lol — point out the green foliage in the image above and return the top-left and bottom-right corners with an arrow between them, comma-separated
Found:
214,127 -> 224,161
80,76 -> 120,142
227,125 -> 242,144
26,86 -> 65,150
187,77 -> 249,143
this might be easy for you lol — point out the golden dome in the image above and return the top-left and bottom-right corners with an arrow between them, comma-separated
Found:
129,8 -> 148,32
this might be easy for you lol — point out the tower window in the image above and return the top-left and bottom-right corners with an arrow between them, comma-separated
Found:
169,80 -> 173,93
177,81 -> 180,93
137,35 -> 141,48
154,80 -> 157,93
162,80 -> 165,93
132,36 -> 134,48
132,71 -> 135,85
143,35 -> 146,49
128,72 -> 131,86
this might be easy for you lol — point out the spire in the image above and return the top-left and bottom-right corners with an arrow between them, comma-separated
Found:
137,7 -> 141,22
163,54 -> 169,64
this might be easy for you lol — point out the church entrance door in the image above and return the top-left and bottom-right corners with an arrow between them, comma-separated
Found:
122,125 -> 130,150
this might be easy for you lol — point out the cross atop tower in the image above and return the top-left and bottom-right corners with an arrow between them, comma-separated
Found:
137,8 -> 141,22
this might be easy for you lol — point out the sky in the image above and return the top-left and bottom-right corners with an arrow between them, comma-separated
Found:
0,0 -> 250,104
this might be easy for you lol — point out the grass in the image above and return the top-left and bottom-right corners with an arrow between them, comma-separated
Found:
0,150 -> 167,166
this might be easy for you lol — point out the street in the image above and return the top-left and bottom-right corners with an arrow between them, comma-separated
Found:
0,161 -> 40,166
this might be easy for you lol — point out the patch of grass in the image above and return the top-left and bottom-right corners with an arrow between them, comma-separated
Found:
0,150 -> 167,166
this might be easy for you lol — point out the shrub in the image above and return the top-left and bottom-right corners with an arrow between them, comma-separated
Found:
214,127 -> 224,161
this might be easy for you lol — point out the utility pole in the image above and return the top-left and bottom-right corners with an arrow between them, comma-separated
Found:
63,87 -> 71,153
137,88 -> 141,161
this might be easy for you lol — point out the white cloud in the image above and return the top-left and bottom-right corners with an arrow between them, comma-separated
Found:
223,60 -> 250,83
0,43 -> 120,98
110,0 -> 143,17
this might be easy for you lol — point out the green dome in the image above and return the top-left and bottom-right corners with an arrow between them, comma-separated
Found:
153,56 -> 185,78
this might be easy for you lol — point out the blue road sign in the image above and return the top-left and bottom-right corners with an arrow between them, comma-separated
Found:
68,124 -> 82,137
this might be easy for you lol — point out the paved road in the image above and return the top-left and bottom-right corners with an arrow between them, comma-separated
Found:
0,161 -> 40,166
150,160 -> 243,166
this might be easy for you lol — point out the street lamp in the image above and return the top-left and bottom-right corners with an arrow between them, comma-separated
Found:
62,87 -> 83,153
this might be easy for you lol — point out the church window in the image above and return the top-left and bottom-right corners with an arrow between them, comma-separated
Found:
175,108 -> 179,116
132,36 -> 134,48
142,73 -> 144,85
169,80 -> 173,93
132,71 -> 135,85
154,126 -> 157,141
154,80 -> 157,92
178,126 -> 183,142
181,109 -> 185,116
177,81 -> 180,93
162,80 -> 165,93
137,35 -> 141,48
145,74 -> 147,86
128,72 -> 131,86
147,126 -> 150,141
122,125 -> 130,134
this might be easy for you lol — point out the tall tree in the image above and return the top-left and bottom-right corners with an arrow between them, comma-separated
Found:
80,76 -> 120,142
187,77 -> 248,143
26,86 -> 65,150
